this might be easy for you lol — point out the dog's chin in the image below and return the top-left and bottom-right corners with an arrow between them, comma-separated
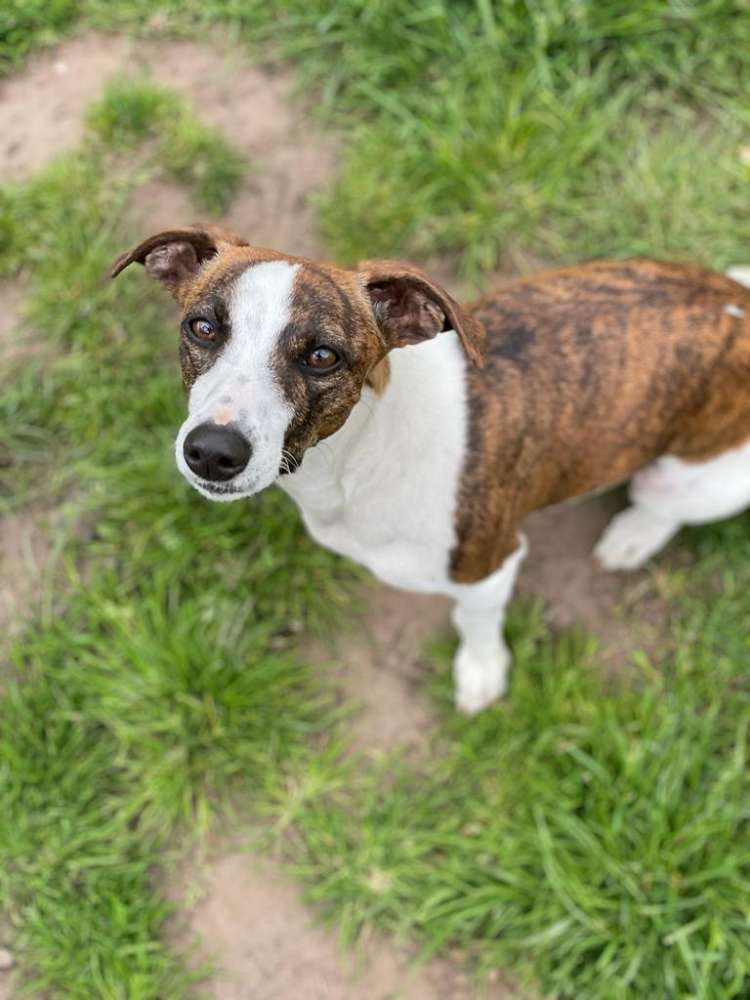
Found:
186,477 -> 266,503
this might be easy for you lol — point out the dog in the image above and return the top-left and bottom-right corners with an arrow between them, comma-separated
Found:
111,226 -> 750,713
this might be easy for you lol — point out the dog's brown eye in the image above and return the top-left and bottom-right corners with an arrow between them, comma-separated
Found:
304,346 -> 340,371
189,318 -> 216,343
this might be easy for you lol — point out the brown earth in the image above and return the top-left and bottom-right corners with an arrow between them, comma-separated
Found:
0,932 -> 14,1000
0,510 -> 51,648
172,852 -> 517,1000
0,31 -> 670,1000
0,282 -> 54,652
0,284 -> 29,367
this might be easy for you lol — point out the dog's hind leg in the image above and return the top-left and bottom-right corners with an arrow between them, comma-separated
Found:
593,500 -> 679,572
594,439 -> 750,571
450,535 -> 527,714
597,265 -> 750,572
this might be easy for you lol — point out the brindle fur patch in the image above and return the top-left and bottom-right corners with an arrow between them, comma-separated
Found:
178,293 -> 232,390
277,263 -> 386,465
450,259 -> 750,583
365,356 -> 391,394
179,336 -> 214,390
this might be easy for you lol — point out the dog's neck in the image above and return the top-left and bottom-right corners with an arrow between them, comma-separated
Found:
278,333 -> 468,524
277,384 -> 376,516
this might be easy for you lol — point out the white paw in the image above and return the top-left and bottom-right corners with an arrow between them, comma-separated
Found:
594,506 -> 678,571
454,645 -> 509,715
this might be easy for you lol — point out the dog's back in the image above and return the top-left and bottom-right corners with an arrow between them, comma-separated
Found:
452,259 -> 750,580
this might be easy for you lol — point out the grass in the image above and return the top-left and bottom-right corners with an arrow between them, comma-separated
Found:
3,1 -> 750,275
1,580 -> 339,996
87,78 -> 246,213
0,0 -> 78,73
1,4 -> 750,999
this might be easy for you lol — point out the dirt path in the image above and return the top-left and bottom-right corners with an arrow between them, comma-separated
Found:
0,31 -> 669,1000
171,851 -> 516,1000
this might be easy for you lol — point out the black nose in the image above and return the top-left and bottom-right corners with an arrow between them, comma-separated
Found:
183,423 -> 252,482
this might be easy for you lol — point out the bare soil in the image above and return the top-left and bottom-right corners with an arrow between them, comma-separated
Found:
171,852 -> 516,1000
520,494 -> 673,669
0,933 -> 14,1000
0,284 -> 29,368
0,510 -> 51,648
306,586 -> 452,762
0,31 -> 670,1000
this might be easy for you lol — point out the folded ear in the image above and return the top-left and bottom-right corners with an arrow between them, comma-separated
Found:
358,259 -> 486,367
109,224 -> 249,299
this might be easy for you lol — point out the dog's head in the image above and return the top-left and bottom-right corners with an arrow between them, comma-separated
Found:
111,225 -> 485,501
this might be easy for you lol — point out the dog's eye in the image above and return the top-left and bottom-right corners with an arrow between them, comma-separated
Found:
188,318 -> 216,343
303,346 -> 340,372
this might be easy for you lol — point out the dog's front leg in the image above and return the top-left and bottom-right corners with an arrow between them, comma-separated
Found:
450,536 -> 528,714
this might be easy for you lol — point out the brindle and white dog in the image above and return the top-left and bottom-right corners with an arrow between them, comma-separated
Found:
112,226 -> 750,713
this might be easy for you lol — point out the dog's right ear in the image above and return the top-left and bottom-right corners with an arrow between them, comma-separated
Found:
109,225 -> 248,300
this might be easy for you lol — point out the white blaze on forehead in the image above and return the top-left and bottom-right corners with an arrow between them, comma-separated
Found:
188,259 -> 299,416
220,258 -> 299,420
228,259 -> 300,368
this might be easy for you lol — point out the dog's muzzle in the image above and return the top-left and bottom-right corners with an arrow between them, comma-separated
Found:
183,423 -> 252,482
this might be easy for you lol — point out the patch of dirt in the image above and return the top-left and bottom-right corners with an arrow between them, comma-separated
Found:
0,968 -> 14,1000
519,494 -> 674,668
0,283 -> 29,367
171,852 -> 517,1000
0,32 -> 335,255
519,493 -> 624,630
308,587 -> 452,761
0,280 -> 57,381
0,511 -> 51,650
0,34 -> 132,180
0,281 -> 54,657
517,494 -> 625,633
127,40 -> 336,255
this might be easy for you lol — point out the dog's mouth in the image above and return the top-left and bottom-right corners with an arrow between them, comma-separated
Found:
197,481 -> 243,497
179,448 -> 301,498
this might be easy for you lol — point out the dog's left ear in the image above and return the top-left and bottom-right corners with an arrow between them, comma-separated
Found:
109,224 -> 248,301
358,260 -> 486,367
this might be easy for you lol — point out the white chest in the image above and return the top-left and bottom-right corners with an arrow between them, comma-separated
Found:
279,336 -> 469,594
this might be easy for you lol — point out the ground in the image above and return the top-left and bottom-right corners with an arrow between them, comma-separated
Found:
1,14 -> 748,1000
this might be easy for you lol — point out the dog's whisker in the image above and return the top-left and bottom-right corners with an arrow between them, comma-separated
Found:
280,448 -> 299,475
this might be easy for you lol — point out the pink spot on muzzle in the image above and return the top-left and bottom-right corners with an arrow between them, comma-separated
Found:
212,407 -> 235,426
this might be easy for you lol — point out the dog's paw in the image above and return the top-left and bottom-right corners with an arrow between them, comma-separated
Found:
594,506 -> 678,571
454,645 -> 509,715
